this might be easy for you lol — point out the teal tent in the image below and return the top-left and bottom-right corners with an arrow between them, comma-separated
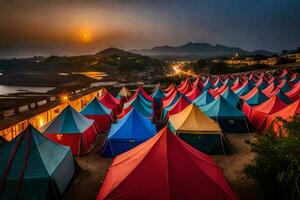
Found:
192,91 -> 214,107
234,81 -> 255,96
151,86 -> 166,102
221,88 -> 241,108
199,96 -> 249,133
80,97 -> 112,133
123,95 -> 153,118
0,125 -> 75,200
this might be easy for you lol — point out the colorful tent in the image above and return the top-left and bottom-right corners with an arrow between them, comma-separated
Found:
267,88 -> 292,104
200,96 -> 249,133
265,100 -> 300,135
243,96 -> 287,131
122,94 -> 153,119
202,77 -> 213,91
285,81 -> 300,101
277,79 -> 292,92
231,78 -> 243,91
97,127 -> 237,200
134,86 -> 153,102
116,87 -> 132,102
80,97 -> 113,133
185,86 -> 201,101
221,88 -> 241,108
178,79 -> 192,94
234,80 -> 255,96
99,88 -> 122,115
255,77 -> 268,90
213,76 -> 223,88
162,96 -> 191,121
42,105 -> 98,155
162,89 -> 182,108
101,109 -> 156,157
241,87 -> 269,106
192,91 -> 214,107
0,125 -> 75,200
192,76 -> 203,88
223,78 -> 234,87
151,85 -> 166,101
168,104 -> 232,154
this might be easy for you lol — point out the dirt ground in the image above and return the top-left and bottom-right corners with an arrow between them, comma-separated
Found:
63,133 -> 257,200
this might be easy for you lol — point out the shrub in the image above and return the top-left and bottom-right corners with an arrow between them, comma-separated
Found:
245,116 -> 300,200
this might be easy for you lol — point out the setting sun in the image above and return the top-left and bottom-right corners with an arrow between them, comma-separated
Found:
80,32 -> 91,43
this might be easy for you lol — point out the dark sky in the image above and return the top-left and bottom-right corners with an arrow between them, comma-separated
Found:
0,0 -> 300,58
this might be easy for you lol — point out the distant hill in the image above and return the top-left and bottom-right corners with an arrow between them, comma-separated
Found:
0,47 -> 166,84
132,42 -> 277,58
96,47 -> 137,57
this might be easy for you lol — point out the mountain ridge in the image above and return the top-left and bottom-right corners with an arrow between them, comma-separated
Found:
131,42 -> 277,58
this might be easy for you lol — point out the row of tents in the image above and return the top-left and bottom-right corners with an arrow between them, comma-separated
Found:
0,69 -> 298,199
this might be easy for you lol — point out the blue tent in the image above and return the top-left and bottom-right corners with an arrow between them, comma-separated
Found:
275,89 -> 292,104
151,86 -> 166,102
257,81 -> 268,90
123,95 -> 153,118
101,109 -> 156,157
234,81 -> 255,96
0,125 -> 75,200
279,81 -> 292,92
245,90 -> 269,106
199,96 -> 249,133
221,88 -> 241,108
192,91 -> 214,107
290,77 -> 300,85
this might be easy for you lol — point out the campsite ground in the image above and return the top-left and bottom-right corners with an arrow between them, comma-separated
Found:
64,133 -> 257,200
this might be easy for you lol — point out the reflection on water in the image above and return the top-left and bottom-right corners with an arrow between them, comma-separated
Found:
0,85 -> 54,95
72,71 -> 107,80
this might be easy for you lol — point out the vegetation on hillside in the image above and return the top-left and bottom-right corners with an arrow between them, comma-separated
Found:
190,60 -> 270,75
0,48 -> 166,73
245,116 -> 300,200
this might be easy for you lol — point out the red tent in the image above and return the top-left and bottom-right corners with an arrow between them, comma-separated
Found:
217,84 -> 228,95
97,127 -> 237,200
185,86 -> 201,101
265,100 -> 300,135
240,87 -> 259,101
135,86 -> 154,102
42,105 -> 98,155
244,96 -> 286,131
262,82 -> 276,96
192,76 -> 203,88
162,89 -> 180,108
99,88 -> 122,115
231,78 -> 243,91
164,84 -> 176,93
162,96 -> 190,120
285,81 -> 300,101
208,88 -> 220,97
178,79 -> 192,94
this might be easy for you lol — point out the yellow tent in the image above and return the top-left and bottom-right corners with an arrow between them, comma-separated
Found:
168,104 -> 232,154
118,87 -> 132,99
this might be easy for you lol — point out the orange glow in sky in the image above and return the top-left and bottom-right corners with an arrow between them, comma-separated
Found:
80,32 -> 92,43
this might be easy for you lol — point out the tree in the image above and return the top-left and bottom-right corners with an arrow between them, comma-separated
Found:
245,116 -> 300,200
209,62 -> 229,75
